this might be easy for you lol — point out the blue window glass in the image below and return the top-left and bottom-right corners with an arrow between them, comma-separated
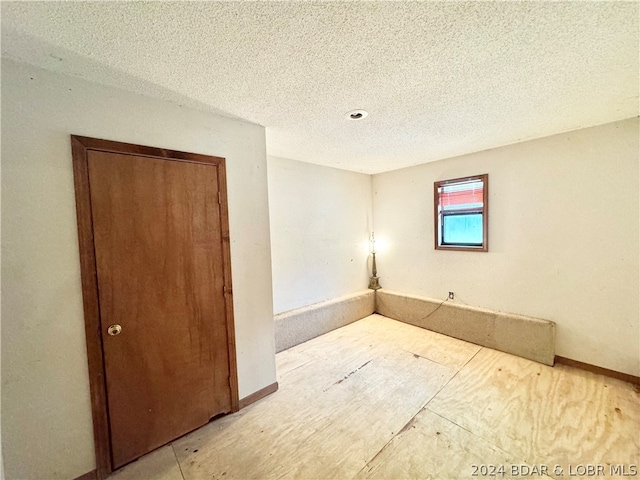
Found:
442,214 -> 483,245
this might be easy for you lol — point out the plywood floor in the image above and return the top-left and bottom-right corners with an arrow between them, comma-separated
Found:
108,314 -> 639,480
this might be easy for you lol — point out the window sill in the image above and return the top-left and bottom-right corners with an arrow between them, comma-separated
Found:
435,245 -> 488,252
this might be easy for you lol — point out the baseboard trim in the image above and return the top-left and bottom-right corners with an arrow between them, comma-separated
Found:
555,356 -> 639,386
239,382 -> 279,409
74,469 -> 98,480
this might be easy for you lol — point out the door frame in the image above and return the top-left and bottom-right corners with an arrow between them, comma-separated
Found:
70,135 -> 239,479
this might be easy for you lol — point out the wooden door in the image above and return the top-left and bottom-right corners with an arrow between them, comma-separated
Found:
71,137 -> 238,475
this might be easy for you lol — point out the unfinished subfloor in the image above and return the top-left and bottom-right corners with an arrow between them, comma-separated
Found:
108,314 -> 639,480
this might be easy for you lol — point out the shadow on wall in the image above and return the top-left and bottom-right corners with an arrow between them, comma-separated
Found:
2,27 -> 241,121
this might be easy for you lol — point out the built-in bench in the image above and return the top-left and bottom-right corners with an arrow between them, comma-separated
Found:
274,288 -> 555,366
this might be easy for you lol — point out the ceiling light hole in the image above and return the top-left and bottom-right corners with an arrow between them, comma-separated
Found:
346,109 -> 368,120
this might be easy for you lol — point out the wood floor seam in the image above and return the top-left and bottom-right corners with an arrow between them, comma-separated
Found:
278,359 -> 315,378
353,352 -> 461,480
352,406 -> 425,480
401,348 -> 448,367
170,443 -> 186,480
424,408 -> 474,435
420,408 -> 563,480
324,359 -> 373,392
423,346 -> 483,410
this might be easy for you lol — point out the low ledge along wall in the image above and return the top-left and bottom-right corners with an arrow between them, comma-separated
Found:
375,289 -> 555,366
274,290 -> 375,353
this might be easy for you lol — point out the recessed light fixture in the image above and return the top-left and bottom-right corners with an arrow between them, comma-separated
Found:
346,109 -> 369,120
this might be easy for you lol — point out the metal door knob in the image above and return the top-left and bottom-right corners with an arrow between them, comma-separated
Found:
107,324 -> 122,336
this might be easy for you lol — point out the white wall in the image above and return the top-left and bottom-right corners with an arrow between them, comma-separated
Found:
1,59 -> 276,480
267,156 -> 372,314
373,118 -> 639,377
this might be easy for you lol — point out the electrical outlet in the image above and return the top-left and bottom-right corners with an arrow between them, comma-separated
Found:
448,292 -> 455,300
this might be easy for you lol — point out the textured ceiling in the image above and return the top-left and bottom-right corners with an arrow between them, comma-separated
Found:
2,1 -> 638,174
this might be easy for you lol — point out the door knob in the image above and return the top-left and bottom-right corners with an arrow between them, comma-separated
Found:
107,324 -> 122,336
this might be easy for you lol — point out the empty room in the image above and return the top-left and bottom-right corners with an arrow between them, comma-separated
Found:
1,2 -> 638,480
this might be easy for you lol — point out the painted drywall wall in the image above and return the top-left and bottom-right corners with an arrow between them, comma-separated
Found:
267,156 -> 373,314
1,59 -> 276,480
372,118 -> 639,377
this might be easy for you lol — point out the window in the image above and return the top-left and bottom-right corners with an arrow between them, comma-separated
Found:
434,174 -> 488,252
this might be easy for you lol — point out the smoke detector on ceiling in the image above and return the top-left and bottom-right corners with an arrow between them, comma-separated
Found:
346,109 -> 369,120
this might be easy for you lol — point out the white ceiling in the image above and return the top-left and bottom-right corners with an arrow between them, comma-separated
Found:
2,1 -> 638,174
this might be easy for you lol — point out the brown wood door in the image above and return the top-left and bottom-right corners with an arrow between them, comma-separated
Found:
86,150 -> 233,469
